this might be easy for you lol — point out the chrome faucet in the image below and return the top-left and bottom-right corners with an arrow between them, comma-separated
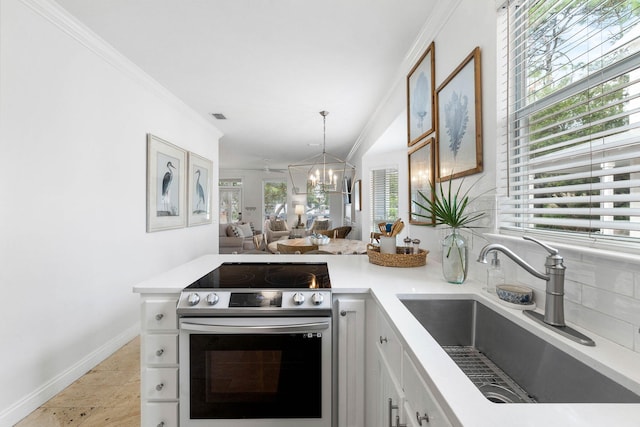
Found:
477,236 -> 566,326
477,236 -> 595,346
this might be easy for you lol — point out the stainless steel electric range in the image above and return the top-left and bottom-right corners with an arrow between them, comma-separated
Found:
177,262 -> 332,427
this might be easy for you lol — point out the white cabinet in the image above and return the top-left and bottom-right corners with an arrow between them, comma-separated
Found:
377,346 -> 405,427
335,296 -> 366,427
365,301 -> 452,427
140,294 -> 180,427
403,352 -> 452,427
366,304 -> 406,427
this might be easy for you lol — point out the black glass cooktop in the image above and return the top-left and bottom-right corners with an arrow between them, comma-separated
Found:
185,262 -> 331,289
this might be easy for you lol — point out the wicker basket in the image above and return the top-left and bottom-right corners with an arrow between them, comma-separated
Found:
366,244 -> 428,268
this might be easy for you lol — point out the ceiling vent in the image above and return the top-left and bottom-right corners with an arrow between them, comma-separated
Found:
211,113 -> 227,120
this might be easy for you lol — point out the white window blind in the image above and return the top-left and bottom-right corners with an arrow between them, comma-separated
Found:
370,168 -> 398,231
499,0 -> 640,243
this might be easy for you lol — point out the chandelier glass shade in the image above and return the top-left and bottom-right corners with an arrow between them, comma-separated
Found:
288,111 -> 355,196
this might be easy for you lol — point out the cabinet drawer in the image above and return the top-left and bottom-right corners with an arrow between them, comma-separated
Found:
144,334 -> 178,365
402,352 -> 451,427
376,309 -> 402,381
144,368 -> 178,400
144,401 -> 178,427
143,300 -> 178,331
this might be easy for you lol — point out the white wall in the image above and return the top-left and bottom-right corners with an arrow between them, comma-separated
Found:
0,0 -> 222,424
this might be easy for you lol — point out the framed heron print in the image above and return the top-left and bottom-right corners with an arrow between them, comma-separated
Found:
436,47 -> 483,181
146,134 -> 187,232
187,151 -> 213,226
407,42 -> 435,146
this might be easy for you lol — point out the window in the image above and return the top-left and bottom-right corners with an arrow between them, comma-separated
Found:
263,180 -> 288,220
370,168 -> 398,231
219,178 -> 242,224
305,181 -> 331,227
499,0 -> 640,244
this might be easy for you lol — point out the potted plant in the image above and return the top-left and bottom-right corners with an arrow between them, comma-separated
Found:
413,177 -> 486,284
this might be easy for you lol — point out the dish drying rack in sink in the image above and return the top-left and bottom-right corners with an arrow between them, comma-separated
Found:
442,346 -> 537,404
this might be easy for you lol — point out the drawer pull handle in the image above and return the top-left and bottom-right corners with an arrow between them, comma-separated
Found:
156,348 -> 164,357
388,398 -> 398,427
155,382 -> 164,391
157,423 -> 165,427
340,310 -> 347,317
395,415 -> 407,427
379,336 -> 388,344
416,412 -> 430,425
155,313 -> 164,321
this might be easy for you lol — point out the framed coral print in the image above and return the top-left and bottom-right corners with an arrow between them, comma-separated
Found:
146,134 -> 187,232
407,42 -> 435,146
436,47 -> 483,181
187,152 -> 213,226
409,137 -> 435,225
353,179 -> 362,211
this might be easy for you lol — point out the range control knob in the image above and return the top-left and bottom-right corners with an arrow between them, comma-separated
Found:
311,293 -> 324,306
187,293 -> 200,306
206,293 -> 219,306
292,292 -> 305,306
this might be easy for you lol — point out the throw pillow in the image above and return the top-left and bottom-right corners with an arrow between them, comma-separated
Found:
272,219 -> 286,231
227,224 -> 244,238
239,223 -> 253,237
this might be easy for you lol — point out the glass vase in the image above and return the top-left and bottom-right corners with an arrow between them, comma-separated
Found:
441,228 -> 468,284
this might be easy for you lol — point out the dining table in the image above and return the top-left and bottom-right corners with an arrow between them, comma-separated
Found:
267,237 -> 369,255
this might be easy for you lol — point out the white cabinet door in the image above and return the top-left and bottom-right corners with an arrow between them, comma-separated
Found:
403,352 -> 452,427
377,346 -> 405,427
336,297 -> 366,427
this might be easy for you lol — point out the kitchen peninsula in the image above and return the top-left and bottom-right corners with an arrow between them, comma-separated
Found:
134,253 -> 640,426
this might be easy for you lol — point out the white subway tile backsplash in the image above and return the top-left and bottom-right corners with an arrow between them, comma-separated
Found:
565,301 -> 635,349
635,326 -> 640,353
567,259 -> 634,296
582,286 -> 640,325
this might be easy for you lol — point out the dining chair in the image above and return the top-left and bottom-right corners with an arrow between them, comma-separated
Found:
276,243 -> 319,254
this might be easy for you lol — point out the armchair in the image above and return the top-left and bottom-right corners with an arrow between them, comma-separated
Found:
264,217 -> 290,243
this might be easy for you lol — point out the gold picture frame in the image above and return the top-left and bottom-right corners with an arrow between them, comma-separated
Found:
409,137 -> 435,225
407,42 -> 436,146
436,46 -> 483,181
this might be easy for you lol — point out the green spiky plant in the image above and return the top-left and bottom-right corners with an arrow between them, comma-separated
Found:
412,177 -> 485,228
413,176 -> 487,282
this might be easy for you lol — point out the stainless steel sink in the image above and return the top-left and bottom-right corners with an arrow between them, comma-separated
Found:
400,298 -> 640,403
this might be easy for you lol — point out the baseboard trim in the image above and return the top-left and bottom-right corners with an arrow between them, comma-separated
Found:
0,323 -> 140,427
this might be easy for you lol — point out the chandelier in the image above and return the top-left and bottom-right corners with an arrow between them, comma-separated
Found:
288,111 -> 356,195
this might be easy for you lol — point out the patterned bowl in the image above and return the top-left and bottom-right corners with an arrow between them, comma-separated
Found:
496,284 -> 533,305
310,236 -> 330,246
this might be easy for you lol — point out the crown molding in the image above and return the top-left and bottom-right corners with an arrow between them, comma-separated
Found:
347,0 -> 464,162
18,0 -> 223,138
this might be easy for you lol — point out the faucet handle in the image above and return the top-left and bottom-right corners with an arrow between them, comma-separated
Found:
523,236 -> 559,256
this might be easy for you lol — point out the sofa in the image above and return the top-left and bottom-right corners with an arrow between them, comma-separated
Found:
218,223 -> 256,253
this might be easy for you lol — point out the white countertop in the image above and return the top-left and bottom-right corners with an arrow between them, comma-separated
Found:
133,253 -> 640,426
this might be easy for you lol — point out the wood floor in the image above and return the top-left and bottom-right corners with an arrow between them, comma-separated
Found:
15,337 -> 140,427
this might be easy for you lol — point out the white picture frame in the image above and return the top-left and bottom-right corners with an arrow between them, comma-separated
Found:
146,134 -> 187,232
188,152 -> 213,226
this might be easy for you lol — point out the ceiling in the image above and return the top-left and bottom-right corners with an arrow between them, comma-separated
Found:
55,0 -> 435,171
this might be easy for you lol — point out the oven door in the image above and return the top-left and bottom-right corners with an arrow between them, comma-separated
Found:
179,317 -> 332,427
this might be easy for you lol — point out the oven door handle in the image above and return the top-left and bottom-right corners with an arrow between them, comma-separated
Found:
180,321 -> 330,334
